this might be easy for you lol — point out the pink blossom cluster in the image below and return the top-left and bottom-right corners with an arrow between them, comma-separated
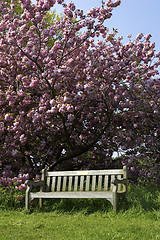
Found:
0,0 -> 160,184
0,172 -> 29,201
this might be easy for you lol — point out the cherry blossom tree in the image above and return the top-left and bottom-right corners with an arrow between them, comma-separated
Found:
0,0 -> 160,183
1,0 -> 24,15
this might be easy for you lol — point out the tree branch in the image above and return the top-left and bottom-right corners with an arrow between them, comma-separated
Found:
47,118 -> 111,170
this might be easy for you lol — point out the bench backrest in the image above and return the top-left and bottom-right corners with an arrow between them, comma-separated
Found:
41,167 -> 127,193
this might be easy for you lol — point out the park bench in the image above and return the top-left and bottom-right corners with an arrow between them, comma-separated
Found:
25,166 -> 127,213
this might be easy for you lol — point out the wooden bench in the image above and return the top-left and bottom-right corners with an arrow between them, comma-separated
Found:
25,166 -> 127,213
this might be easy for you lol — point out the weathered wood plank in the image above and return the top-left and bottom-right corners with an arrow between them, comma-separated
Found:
85,176 -> 90,191
92,176 -> 96,191
68,176 -> 73,192
47,169 -> 124,177
111,175 -> 115,191
74,176 -> 78,191
80,176 -> 84,191
62,176 -> 67,192
30,191 -> 113,199
57,177 -> 61,192
51,177 -> 56,192
104,175 -> 109,191
98,175 -> 102,191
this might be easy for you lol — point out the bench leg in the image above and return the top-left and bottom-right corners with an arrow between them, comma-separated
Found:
113,191 -> 117,213
39,198 -> 43,208
25,189 -> 30,210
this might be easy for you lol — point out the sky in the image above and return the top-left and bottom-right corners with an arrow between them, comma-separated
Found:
31,0 -> 160,51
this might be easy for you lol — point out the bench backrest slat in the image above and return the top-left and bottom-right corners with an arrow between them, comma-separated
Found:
68,176 -> 73,192
62,176 -> 67,191
85,176 -> 90,191
80,176 -> 84,191
98,175 -> 102,191
74,176 -> 78,191
57,177 -> 61,192
111,175 -> 115,191
51,176 -> 56,192
104,175 -> 109,191
92,176 -> 96,191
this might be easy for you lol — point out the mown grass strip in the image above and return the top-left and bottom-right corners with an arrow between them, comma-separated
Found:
0,184 -> 160,240
0,210 -> 160,240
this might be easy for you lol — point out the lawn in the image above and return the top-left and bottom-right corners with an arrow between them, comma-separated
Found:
0,184 -> 160,240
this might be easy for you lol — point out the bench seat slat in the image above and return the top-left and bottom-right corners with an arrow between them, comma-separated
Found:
30,191 -> 113,199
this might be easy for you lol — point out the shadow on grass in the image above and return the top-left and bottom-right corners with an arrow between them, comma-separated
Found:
32,198 -> 113,214
28,184 -> 160,215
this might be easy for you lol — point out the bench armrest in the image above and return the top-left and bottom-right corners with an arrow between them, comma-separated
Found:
113,178 -> 127,185
112,177 -> 127,194
25,180 -> 44,188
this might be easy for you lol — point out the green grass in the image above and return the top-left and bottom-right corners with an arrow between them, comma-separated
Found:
0,184 -> 160,240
